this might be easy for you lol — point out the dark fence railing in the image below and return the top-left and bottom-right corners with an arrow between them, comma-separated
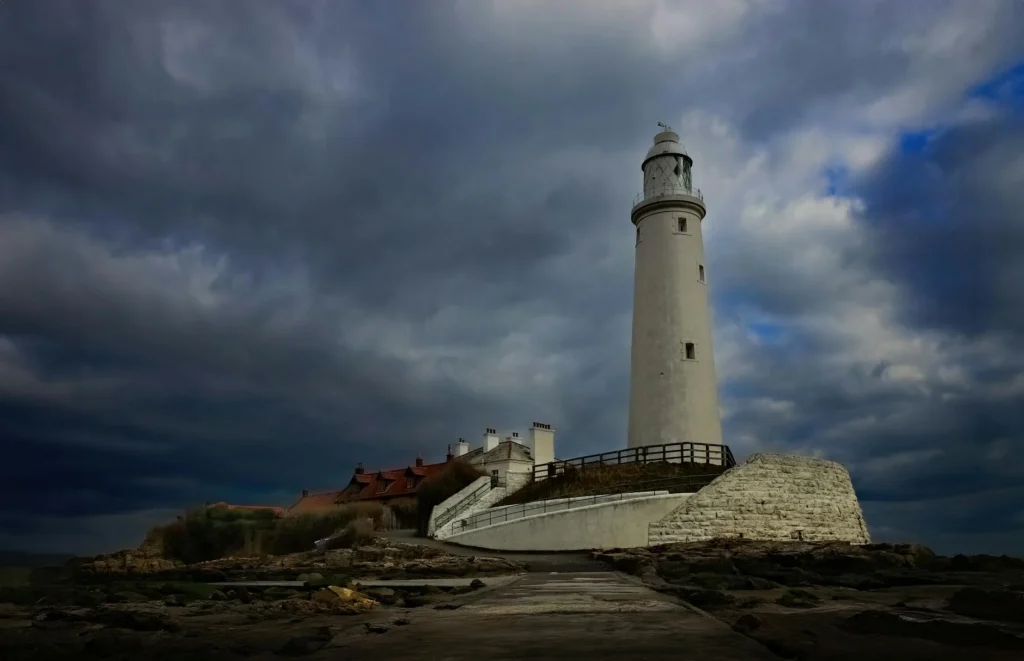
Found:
531,442 -> 736,481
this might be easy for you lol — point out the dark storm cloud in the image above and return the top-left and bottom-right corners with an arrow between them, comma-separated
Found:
1,0 -> 1023,554
857,113 -> 1024,337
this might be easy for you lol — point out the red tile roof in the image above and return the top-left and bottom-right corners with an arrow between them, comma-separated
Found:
284,490 -> 346,516
343,461 -> 449,501
286,458 -> 451,515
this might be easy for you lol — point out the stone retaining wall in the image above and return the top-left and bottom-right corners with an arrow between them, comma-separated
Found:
648,453 -> 871,545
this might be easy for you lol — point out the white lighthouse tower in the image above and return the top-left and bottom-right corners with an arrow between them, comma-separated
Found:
627,125 -> 723,452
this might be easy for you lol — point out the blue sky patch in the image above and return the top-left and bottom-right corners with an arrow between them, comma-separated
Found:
967,58 -> 1024,112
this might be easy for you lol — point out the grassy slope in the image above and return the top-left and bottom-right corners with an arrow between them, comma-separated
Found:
495,461 -> 728,507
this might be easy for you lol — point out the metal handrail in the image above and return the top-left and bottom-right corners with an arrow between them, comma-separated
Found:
456,490 -> 663,533
433,479 -> 492,530
532,442 -> 736,481
633,187 -> 704,206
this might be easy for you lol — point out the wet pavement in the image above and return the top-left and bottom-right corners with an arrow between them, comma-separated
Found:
329,571 -> 779,660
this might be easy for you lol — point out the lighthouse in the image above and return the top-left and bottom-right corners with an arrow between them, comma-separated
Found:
627,126 -> 723,452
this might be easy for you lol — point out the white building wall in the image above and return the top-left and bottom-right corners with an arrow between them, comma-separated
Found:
528,424 -> 555,466
444,493 -> 691,551
648,453 -> 872,545
627,130 -> 723,450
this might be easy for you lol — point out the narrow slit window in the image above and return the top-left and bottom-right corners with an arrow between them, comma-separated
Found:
685,342 -> 696,360
699,265 -> 705,282
678,218 -> 687,232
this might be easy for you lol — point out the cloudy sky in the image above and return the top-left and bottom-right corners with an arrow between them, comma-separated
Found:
1,0 -> 1023,556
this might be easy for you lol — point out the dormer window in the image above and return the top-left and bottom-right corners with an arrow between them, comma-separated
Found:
376,480 -> 387,493
405,477 -> 416,490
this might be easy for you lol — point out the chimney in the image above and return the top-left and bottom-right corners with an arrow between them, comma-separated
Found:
482,428 -> 499,452
455,438 -> 470,457
302,489 -> 309,498
415,456 -> 424,467
528,421 -> 556,466
355,463 -> 364,475
446,444 -> 454,461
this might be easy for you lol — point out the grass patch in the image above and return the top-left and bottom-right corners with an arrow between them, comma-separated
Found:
495,461 -> 727,507
415,461 -> 487,536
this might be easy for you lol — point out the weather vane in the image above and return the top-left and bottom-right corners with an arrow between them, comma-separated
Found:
657,121 -> 672,131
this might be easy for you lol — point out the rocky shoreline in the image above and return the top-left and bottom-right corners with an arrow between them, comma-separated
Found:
594,539 -> 1024,660
0,538 -> 523,660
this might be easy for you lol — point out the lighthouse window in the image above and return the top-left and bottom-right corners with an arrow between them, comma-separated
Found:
685,343 -> 696,360
699,265 -> 705,282
678,218 -> 687,233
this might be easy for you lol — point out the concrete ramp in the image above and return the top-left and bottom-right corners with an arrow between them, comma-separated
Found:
445,492 -> 690,551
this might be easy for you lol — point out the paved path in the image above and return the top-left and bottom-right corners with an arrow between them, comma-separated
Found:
330,572 -> 778,660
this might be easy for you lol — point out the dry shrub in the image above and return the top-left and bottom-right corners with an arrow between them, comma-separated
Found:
265,502 -> 384,555
495,461 -> 728,507
161,505 -> 280,564
415,461 -> 486,536
324,519 -> 376,549
159,502 -> 386,562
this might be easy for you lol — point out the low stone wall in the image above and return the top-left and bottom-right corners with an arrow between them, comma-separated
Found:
445,493 -> 691,551
648,453 -> 871,545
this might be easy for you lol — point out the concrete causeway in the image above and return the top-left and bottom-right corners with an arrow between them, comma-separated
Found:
329,571 -> 779,660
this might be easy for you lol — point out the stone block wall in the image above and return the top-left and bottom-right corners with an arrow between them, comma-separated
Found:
648,453 -> 871,545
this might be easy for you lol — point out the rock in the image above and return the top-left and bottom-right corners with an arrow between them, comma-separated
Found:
325,550 -> 353,568
676,588 -> 736,610
469,579 -> 486,590
262,587 -> 299,601
229,586 -> 252,604
92,608 -> 180,632
733,613 -> 764,634
393,618 -> 410,626
209,590 -> 227,601
776,588 -> 822,609
277,633 -> 331,656
365,623 -> 389,634
947,587 -> 1024,623
309,587 -> 377,613
110,591 -> 150,603
362,588 -> 398,605
841,610 -> 1024,651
